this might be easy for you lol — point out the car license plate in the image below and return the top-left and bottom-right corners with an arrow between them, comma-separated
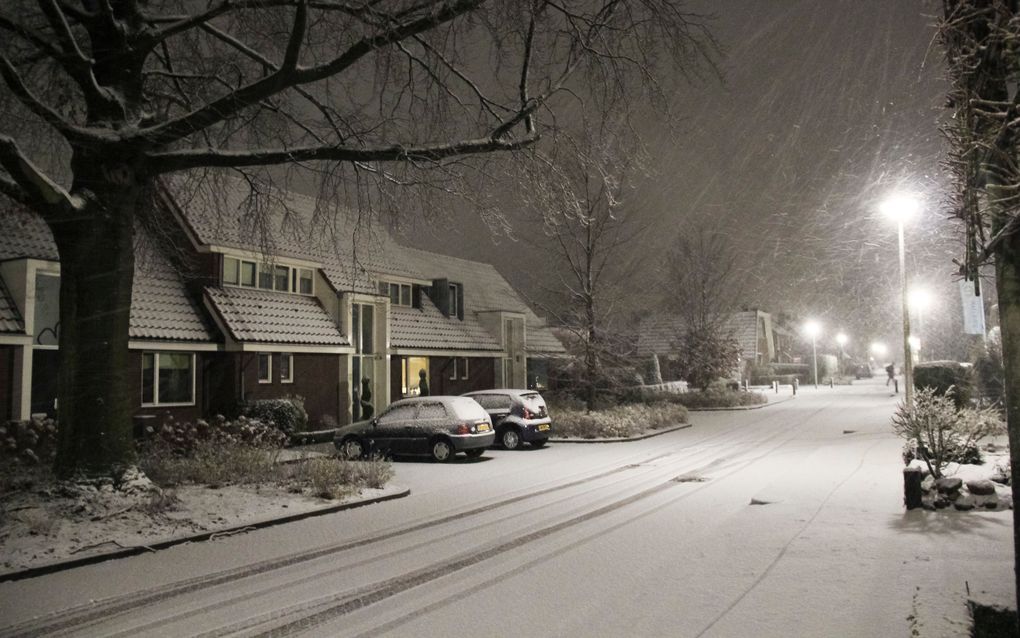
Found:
538,424 -> 550,431
477,423 -> 491,432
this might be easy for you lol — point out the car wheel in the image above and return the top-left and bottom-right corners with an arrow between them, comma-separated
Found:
530,439 -> 547,449
500,428 -> 521,450
430,438 -> 454,462
464,448 -> 485,459
337,437 -> 364,460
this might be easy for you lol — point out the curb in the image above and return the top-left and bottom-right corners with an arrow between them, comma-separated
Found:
686,395 -> 796,412
548,422 -> 692,444
0,486 -> 410,583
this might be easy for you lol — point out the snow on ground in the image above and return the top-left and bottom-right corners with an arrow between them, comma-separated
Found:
0,460 -> 396,576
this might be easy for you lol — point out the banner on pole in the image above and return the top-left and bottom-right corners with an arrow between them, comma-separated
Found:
959,280 -> 986,336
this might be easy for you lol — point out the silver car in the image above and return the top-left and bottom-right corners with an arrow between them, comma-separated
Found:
462,389 -> 552,450
335,396 -> 494,462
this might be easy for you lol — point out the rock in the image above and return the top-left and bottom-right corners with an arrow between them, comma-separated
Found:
954,497 -> 975,511
936,477 -> 963,494
921,475 -> 936,492
966,479 -> 997,496
973,493 -> 998,508
934,497 -> 951,509
984,501 -> 999,510
990,473 -> 1009,485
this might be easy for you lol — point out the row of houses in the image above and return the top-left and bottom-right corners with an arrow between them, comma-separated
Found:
0,179 -> 565,428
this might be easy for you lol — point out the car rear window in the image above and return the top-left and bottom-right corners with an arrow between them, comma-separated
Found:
520,392 -> 546,411
472,394 -> 512,410
417,403 -> 448,419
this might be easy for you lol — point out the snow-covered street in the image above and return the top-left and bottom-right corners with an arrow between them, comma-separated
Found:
0,379 -> 1012,637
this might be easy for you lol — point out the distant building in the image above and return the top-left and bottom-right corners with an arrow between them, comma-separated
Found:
634,309 -> 792,381
0,181 -> 564,426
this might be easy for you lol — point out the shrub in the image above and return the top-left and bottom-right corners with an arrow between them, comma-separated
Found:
288,457 -> 394,499
554,403 -> 687,439
243,396 -> 308,433
139,438 -> 278,486
672,330 -> 741,390
670,388 -> 767,409
0,417 -> 59,466
140,414 -> 288,456
748,364 -> 776,385
769,363 -> 811,383
892,387 -> 1005,478
913,361 -> 974,408
973,341 -> 1005,406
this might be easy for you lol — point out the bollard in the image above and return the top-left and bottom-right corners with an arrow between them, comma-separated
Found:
773,380 -> 779,394
903,466 -> 923,510
744,379 -> 749,392
894,379 -> 899,394
792,378 -> 798,395
829,377 -> 834,388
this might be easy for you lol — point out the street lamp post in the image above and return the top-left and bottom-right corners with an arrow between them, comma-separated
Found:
908,287 -> 932,363
805,320 -> 821,388
881,195 -> 919,409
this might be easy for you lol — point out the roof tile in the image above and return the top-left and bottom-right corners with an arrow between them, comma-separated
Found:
205,286 -> 349,346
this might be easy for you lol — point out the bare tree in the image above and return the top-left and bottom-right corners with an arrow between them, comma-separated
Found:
938,0 -> 1020,622
519,117 -> 649,411
0,0 -> 715,477
665,226 -> 744,389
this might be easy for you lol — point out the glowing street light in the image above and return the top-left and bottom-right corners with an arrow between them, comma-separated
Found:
804,320 -> 822,388
870,342 -> 888,358
908,287 -> 933,362
882,193 -> 919,409
835,333 -> 848,375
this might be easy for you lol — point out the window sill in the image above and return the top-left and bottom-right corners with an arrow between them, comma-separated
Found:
141,402 -> 196,408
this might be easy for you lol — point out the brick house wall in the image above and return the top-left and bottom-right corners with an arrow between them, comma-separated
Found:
239,352 -> 342,428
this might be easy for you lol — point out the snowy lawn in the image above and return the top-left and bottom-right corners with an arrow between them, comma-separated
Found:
0,452 -> 398,576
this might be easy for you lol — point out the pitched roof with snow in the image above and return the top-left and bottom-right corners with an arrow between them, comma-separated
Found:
636,310 -> 768,362
389,295 -> 501,352
205,286 -> 348,346
0,277 -> 23,333
172,178 -> 565,355
0,208 -> 217,343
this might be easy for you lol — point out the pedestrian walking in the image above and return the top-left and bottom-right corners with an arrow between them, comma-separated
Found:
885,362 -> 895,386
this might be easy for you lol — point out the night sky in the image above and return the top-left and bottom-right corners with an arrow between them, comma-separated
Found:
407,0 -> 973,362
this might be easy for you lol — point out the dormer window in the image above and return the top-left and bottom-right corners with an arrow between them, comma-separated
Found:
378,281 -> 413,307
223,257 -> 313,295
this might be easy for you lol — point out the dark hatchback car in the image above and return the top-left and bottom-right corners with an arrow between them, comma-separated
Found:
334,396 -> 494,462
462,389 -> 552,450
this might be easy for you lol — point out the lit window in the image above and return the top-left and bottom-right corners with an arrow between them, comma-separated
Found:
258,353 -> 272,383
141,352 -> 195,406
401,357 -> 429,397
280,353 -> 293,383
223,257 -> 239,285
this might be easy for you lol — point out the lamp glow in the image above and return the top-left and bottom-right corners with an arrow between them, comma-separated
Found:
880,194 -> 919,224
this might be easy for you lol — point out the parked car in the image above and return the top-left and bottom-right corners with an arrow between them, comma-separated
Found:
462,389 -> 552,450
334,396 -> 494,462
853,364 -> 873,379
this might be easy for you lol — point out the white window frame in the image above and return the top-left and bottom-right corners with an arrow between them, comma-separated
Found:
379,280 -> 413,307
141,352 -> 197,407
280,353 -> 294,384
258,352 -> 273,384
224,257 -> 314,296
449,283 -> 459,317
224,256 -> 258,288
449,357 -> 469,381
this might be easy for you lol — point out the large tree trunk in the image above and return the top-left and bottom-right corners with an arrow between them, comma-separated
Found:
995,231 -> 1020,623
51,186 -> 140,478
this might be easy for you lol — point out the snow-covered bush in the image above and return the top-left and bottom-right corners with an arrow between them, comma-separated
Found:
893,387 -> 1005,478
913,361 -> 975,407
0,417 -> 58,466
242,396 -> 308,433
139,414 -> 287,457
554,404 -> 687,439
289,457 -> 394,499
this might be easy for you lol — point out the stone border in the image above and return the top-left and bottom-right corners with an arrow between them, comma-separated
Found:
0,485 -> 409,583
548,422 -> 692,444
